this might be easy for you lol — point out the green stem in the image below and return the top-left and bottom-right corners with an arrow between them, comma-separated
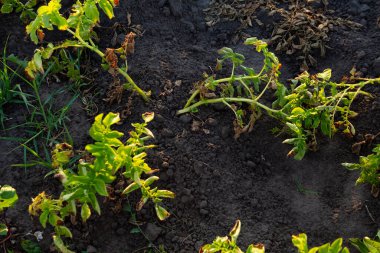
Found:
184,89 -> 200,108
177,97 -> 288,118
67,29 -> 149,101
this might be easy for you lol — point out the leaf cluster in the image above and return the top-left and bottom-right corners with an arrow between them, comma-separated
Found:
343,145 -> 380,188
0,0 -> 38,23
200,220 -> 265,253
29,112 -> 174,252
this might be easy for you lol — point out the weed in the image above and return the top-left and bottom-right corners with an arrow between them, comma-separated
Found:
178,38 -> 380,160
343,144 -> 380,196
0,44 -> 32,128
24,0 -> 149,101
28,112 -> 174,252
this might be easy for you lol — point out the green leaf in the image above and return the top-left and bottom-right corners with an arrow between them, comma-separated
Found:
93,179 -> 108,196
316,69 -> 332,81
122,182 -> 140,195
292,234 -> 308,253
81,202 -> 91,223
0,185 -> 18,212
102,112 -> 120,127
84,0 -> 99,23
142,112 -> 155,123
155,190 -> 175,199
0,223 -> 8,236
55,226 -> 72,238
98,0 -> 114,19
144,176 -> 159,186
154,204 -> 170,221
246,244 -> 265,253
39,210 -> 49,228
1,3 -> 13,13
229,220 -> 241,243
53,235 -> 75,253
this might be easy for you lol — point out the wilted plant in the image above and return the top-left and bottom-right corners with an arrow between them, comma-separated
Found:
29,112 -> 174,252
343,144 -> 380,196
178,38 -> 380,160
24,0 -> 149,101
200,220 -> 265,253
0,185 -> 18,240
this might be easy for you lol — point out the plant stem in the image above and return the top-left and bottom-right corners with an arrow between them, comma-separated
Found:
177,97 -> 287,118
66,29 -> 149,101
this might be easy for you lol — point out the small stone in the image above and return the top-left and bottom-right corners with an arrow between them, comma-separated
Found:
199,200 -> 207,208
179,114 -> 192,123
221,126 -> 230,139
162,161 -> 169,168
200,209 -> 209,215
87,245 -> 97,253
206,118 -> 218,126
246,161 -> 256,168
145,223 -> 163,241
181,195 -> 191,204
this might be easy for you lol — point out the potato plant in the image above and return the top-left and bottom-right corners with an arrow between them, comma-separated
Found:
343,144 -> 380,195
200,220 -> 265,253
29,112 -> 174,252
24,0 -> 150,101
202,221 -> 350,253
178,38 -> 380,160
0,185 -> 18,239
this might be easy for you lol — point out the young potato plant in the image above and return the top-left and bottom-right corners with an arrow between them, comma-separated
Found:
0,0 -> 38,23
343,144 -> 380,196
202,221 -> 350,253
200,220 -> 265,253
25,0 -> 150,101
29,112 -> 174,252
178,38 -> 380,160
0,185 -> 18,239
292,233 -> 349,253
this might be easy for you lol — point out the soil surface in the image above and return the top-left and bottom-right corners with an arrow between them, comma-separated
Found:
1,0 -> 380,252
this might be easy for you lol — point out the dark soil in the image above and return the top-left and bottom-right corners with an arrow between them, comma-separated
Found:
1,0 -> 380,252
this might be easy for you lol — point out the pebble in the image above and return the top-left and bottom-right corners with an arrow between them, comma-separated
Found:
246,160 -> 256,168
199,200 -> 207,208
179,114 -> 192,123
200,209 -> 209,215
87,245 -> 97,253
144,223 -> 163,241
221,126 -> 230,139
